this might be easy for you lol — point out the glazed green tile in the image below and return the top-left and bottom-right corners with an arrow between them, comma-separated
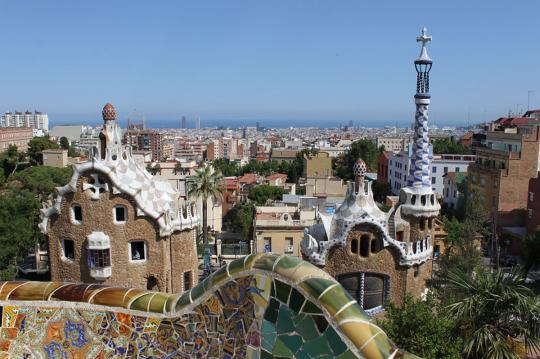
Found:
272,255 -> 303,276
301,300 -> 322,314
174,292 -> 191,310
270,280 -> 276,298
264,298 -> 280,323
147,293 -> 168,313
274,279 -> 291,303
333,301 -> 370,323
324,325 -> 347,355
368,330 -> 395,358
276,305 -> 295,334
319,285 -> 355,316
243,253 -> 259,270
273,337 -> 294,358
261,320 -> 277,352
209,265 -> 229,286
337,350 -> 359,359
302,335 -> 333,357
261,349 -> 274,359
227,257 -> 245,275
129,293 -> 155,311
288,287 -> 305,313
252,253 -> 281,271
294,314 -> 319,341
279,334 -> 303,354
188,281 -> 206,302
312,315 -> 329,334
299,278 -> 336,300
294,350 -> 310,359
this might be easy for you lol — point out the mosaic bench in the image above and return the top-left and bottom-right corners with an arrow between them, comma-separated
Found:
0,254 -> 419,358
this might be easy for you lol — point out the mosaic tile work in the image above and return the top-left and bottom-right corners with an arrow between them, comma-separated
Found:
0,254 -> 420,358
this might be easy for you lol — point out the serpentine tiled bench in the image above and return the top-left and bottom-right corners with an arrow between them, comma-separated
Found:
0,254 -> 419,358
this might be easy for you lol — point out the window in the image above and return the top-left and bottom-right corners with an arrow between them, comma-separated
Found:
413,265 -> 420,277
370,238 -> 382,253
71,204 -> 82,223
88,249 -> 111,268
396,231 -> 404,241
431,177 -> 436,184
285,237 -> 293,253
530,192 -> 534,202
528,209 -> 533,219
61,239 -> 75,260
360,235 -> 370,257
480,176 -> 485,187
338,273 -> 387,312
443,166 -> 448,173
432,166 -> 436,173
263,237 -> 272,253
455,167 -> 460,172
351,238 -> 358,254
114,205 -> 126,223
130,241 -> 146,261
183,271 -> 192,291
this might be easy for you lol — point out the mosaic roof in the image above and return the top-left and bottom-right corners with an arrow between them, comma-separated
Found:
0,254 -> 419,358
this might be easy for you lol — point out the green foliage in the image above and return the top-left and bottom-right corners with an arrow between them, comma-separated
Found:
146,163 -> 161,175
522,229 -> 540,274
334,139 -> 382,180
222,202 -> 255,241
444,269 -> 540,359
379,295 -> 463,359
0,190 -> 43,279
371,180 -> 390,203
27,136 -> 59,165
248,185 -> 286,205
12,165 -> 73,198
432,138 -> 469,155
0,144 -> 26,178
59,136 -> 70,150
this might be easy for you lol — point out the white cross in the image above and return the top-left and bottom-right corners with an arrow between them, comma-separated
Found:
416,27 -> 432,47
83,173 -> 109,200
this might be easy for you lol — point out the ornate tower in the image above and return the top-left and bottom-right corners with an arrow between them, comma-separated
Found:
400,28 -> 440,217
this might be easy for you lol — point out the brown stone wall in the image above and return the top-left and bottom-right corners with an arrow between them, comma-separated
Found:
322,225 -> 431,306
47,172 -> 197,294
170,230 -> 199,292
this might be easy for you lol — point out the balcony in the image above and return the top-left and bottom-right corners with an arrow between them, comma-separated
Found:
89,266 -> 112,280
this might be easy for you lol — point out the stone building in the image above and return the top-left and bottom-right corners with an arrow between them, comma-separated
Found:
39,103 -> 199,293
300,29 -> 439,313
0,126 -> 33,151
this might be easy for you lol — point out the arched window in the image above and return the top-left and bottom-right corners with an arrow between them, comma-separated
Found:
350,239 -> 358,254
71,204 -> 83,224
360,235 -> 370,257
371,238 -> 382,253
420,219 -> 426,230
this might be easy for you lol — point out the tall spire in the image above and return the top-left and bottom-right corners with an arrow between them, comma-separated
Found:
408,28 -> 433,188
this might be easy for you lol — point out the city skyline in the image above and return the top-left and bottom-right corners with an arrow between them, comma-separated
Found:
1,1 -> 539,126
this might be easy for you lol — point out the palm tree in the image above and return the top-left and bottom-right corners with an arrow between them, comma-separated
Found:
188,165 -> 224,252
174,162 -> 183,175
445,269 -> 540,359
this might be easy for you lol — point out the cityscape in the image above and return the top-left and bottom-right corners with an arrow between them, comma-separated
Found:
0,2 -> 539,359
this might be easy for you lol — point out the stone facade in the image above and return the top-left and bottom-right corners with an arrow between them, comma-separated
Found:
41,103 -> 199,294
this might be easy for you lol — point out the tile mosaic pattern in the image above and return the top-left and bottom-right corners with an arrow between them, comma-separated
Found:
0,254 -> 419,358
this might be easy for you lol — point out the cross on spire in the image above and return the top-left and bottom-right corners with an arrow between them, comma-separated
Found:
416,27 -> 432,62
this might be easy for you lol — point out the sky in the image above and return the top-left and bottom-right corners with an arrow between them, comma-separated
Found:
0,0 -> 539,128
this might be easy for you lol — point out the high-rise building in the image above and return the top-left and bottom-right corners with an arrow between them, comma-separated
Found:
181,116 -> 187,129
1,110 -> 49,132
195,117 -> 201,130
123,129 -> 163,161
301,28 -> 438,312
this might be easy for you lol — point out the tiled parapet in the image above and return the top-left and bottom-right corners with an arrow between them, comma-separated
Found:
0,254 -> 420,358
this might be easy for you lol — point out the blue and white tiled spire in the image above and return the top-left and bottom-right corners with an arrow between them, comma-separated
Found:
408,28 -> 433,188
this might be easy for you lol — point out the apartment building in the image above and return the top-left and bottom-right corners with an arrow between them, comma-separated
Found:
1,110 -> 49,132
0,127 -> 32,151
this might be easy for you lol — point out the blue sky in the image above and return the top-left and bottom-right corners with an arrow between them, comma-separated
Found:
0,1 -> 539,127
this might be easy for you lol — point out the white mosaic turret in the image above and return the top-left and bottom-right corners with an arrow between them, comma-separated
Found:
39,103 -> 199,237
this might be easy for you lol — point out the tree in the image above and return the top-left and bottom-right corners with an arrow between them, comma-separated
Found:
146,163 -> 161,175
174,162 -> 184,175
379,295 -> 463,359
335,139 -> 382,180
432,138 -> 469,155
59,136 -> 70,150
444,269 -> 540,359
248,185 -> 286,205
27,137 -> 59,165
0,190 -> 43,280
222,202 -> 255,241
11,165 -> 73,198
522,229 -> 540,274
188,166 -> 225,251
372,180 -> 391,203
0,144 -> 26,177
